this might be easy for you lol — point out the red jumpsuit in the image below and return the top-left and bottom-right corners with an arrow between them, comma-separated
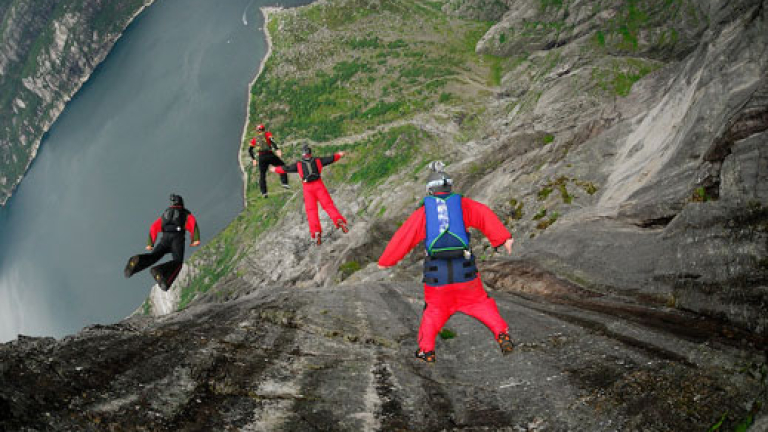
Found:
378,196 -> 512,352
275,153 -> 347,237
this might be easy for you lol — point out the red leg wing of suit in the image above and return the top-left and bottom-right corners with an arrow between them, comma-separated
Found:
302,180 -> 346,235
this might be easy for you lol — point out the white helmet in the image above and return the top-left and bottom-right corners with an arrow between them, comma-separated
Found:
426,161 -> 453,194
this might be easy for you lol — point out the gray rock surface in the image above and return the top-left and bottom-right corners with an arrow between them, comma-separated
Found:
2,271 -> 765,430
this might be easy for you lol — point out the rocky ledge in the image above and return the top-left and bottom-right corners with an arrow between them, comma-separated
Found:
2,261 -> 765,431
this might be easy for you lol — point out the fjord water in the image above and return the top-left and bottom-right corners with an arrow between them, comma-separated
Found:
0,0 -> 308,342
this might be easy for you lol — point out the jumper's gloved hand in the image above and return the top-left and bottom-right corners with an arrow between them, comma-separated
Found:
269,166 -> 277,173
252,160 -> 257,167
338,151 -> 346,157
191,241 -> 200,247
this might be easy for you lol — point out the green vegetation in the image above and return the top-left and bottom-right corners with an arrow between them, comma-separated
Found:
543,134 -> 555,144
539,176 -> 597,204
439,328 -> 457,339
307,124 -> 428,189
91,0 -> 147,34
691,186 -> 713,202
708,360 -> 765,431
249,0 -> 496,144
595,30 -> 606,46
592,58 -> 661,97
589,0 -> 703,53
348,36 -> 384,49
302,0 -> 378,29
20,29 -> 55,79
141,299 -> 151,316
536,211 -> 559,230
577,180 -> 598,195
338,260 -> 363,280
485,55 -> 504,86
250,61 -> 373,141
540,0 -> 564,11
508,198 -> 524,220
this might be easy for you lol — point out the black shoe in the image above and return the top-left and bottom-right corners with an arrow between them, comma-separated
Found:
262,193 -> 268,199
151,268 -> 169,291
415,350 -> 436,363
337,221 -> 348,233
124,256 -> 140,278
497,332 -> 515,355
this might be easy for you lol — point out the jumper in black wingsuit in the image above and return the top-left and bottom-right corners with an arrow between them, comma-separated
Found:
249,124 -> 289,198
124,194 -> 200,291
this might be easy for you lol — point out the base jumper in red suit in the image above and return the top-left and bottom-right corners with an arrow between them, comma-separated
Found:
378,164 -> 515,362
272,145 -> 348,244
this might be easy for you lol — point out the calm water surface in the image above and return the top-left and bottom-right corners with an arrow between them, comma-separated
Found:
0,0 -> 310,342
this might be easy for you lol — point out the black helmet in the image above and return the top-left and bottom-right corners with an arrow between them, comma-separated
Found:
302,144 -> 312,158
170,193 -> 184,207
426,161 -> 452,195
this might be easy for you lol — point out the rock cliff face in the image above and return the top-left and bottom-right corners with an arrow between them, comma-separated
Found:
2,0 -> 767,430
2,281 -> 766,430
0,0 -> 153,205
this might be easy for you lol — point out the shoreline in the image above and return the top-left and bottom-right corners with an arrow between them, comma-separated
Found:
238,6 -> 282,208
0,0 -> 157,207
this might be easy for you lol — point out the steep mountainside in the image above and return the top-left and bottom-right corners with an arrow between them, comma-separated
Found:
159,0 -> 768,336
1,0 -> 767,430
0,0 -> 153,205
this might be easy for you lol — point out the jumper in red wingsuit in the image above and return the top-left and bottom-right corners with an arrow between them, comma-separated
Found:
271,145 -> 348,245
378,162 -> 515,362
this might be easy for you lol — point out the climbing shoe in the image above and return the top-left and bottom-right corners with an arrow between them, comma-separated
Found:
338,221 -> 349,234
313,232 -> 322,246
151,267 -> 169,291
496,332 -> 515,355
262,193 -> 268,199
414,350 -> 436,363
124,256 -> 140,278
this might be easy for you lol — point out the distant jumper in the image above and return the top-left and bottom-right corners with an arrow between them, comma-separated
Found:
270,144 -> 349,245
